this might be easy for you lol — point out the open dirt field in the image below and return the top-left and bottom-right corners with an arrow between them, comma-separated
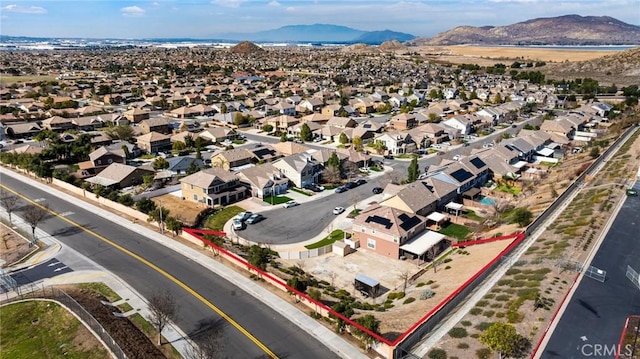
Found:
152,194 -> 206,227
280,238 -> 515,339
415,45 -> 620,65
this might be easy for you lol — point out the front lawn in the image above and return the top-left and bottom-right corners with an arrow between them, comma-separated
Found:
305,230 -> 351,249
465,209 -> 484,222
204,205 -> 244,231
263,195 -> 293,205
290,187 -> 312,196
439,223 -> 471,240
369,165 -> 383,172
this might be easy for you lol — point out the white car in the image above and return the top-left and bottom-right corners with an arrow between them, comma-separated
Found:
283,200 -> 299,208
232,219 -> 245,230
333,207 -> 345,215
234,211 -> 253,222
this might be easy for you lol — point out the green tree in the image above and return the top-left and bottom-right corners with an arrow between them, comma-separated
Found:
234,112 -> 247,126
352,314 -> 380,347
105,125 -> 135,141
152,157 -> 170,170
165,216 -> 183,237
261,124 -> 274,133
327,152 -> 341,171
510,207 -> 533,227
372,141 -> 386,154
135,197 -> 157,214
352,136 -> 363,151
339,132 -> 349,145
280,132 -> 288,142
172,141 -> 186,151
479,322 -> 529,359
247,245 -> 271,270
493,93 -> 503,104
186,161 -> 200,175
407,155 -> 419,183
147,206 -> 170,232
184,135 -> 195,148
300,123 -> 313,142
428,112 -> 439,123
219,103 -> 227,114
589,147 -> 600,159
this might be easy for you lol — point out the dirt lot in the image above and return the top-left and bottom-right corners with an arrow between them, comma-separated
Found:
152,193 -> 207,227
414,45 -> 620,65
0,223 -> 35,267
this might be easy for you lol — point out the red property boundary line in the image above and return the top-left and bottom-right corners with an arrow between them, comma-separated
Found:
184,228 -> 524,348
529,272 -> 580,358
615,315 -> 640,359
452,233 -> 522,248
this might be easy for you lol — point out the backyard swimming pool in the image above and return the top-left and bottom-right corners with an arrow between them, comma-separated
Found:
479,196 -> 497,206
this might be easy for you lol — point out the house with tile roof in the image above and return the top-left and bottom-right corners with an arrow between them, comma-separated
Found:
272,152 -> 322,188
180,167 -> 247,206
85,163 -> 153,188
238,163 -> 289,199
135,132 -> 172,154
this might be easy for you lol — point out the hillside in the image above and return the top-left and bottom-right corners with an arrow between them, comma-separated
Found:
415,15 -> 640,45
229,41 -> 264,55
542,46 -> 640,86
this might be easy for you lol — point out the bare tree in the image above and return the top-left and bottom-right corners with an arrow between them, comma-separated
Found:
321,167 -> 341,185
147,290 -> 179,345
0,190 -> 19,224
492,200 -> 511,225
397,269 -> 411,292
22,203 -> 49,245
328,271 -> 337,287
351,192 -> 361,213
429,246 -> 440,273
342,161 -> 358,181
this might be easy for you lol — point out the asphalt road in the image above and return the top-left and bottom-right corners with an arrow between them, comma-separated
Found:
10,258 -> 73,285
541,181 -> 640,359
239,115 -> 542,244
240,177 -> 385,244
1,173 -> 338,359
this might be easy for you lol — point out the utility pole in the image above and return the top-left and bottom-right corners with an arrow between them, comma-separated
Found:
158,200 -> 164,235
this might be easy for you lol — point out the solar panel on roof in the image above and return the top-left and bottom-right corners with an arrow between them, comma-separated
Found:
470,157 -> 486,169
365,215 -> 393,229
450,168 -> 473,183
398,213 -> 422,231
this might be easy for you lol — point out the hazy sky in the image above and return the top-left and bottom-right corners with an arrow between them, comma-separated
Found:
1,0 -> 639,39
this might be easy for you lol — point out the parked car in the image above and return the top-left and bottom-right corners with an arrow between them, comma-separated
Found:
333,207 -> 345,215
246,213 -> 264,224
383,154 -> 394,160
344,182 -> 357,189
232,219 -> 245,230
234,211 -> 253,222
335,186 -> 347,193
372,187 -> 383,194
355,179 -> 367,186
304,184 -> 324,192
283,200 -> 299,208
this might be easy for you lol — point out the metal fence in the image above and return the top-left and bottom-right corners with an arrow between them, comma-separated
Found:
1,285 -> 128,359
394,125 -> 640,358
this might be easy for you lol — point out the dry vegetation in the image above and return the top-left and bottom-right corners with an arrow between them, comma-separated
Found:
430,124 -> 640,359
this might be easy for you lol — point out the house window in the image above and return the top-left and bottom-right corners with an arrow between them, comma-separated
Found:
361,226 -> 366,232
367,238 -> 376,249
393,236 -> 398,243
193,194 -> 198,201
371,229 -> 376,234
190,184 -> 193,190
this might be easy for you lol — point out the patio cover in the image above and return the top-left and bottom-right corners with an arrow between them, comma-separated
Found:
537,147 -> 555,157
426,212 -> 447,222
445,202 -> 464,211
400,231 -> 446,256
463,187 -> 481,198
512,161 -> 528,169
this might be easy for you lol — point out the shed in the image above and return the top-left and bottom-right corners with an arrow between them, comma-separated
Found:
332,241 -> 350,256
354,274 -> 380,298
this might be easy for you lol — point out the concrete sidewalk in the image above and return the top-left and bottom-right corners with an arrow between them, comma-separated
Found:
1,167 -> 368,359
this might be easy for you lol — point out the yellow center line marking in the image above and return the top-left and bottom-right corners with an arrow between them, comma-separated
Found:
1,183 -> 278,359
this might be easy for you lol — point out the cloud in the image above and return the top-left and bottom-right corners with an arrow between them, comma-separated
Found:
121,6 -> 146,17
285,6 -> 296,13
267,1 -> 280,6
151,2 -> 160,6
211,0 -> 245,8
1,4 -> 46,14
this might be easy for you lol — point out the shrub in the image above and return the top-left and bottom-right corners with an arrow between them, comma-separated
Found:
428,348 -> 448,359
445,265 -> 451,270
403,297 -> 416,304
470,308 -> 482,315
426,280 -> 435,285
457,343 -> 469,349
495,312 -> 505,318
449,327 -> 468,338
483,310 -> 495,318
476,300 -> 489,307
476,348 -> 492,359
461,320 -> 472,327
387,291 -> 406,300
474,322 -> 494,331
416,282 -> 426,287
495,294 -> 510,302
420,289 -> 436,300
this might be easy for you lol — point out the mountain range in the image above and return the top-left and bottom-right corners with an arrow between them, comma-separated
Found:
214,24 -> 416,44
413,15 -> 640,45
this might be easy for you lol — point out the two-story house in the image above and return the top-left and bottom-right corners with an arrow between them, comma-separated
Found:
374,132 -> 417,155
238,163 -> 289,199
272,153 -> 322,188
180,168 -> 247,207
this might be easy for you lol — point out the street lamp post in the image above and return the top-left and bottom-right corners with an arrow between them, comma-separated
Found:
158,200 -> 164,235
